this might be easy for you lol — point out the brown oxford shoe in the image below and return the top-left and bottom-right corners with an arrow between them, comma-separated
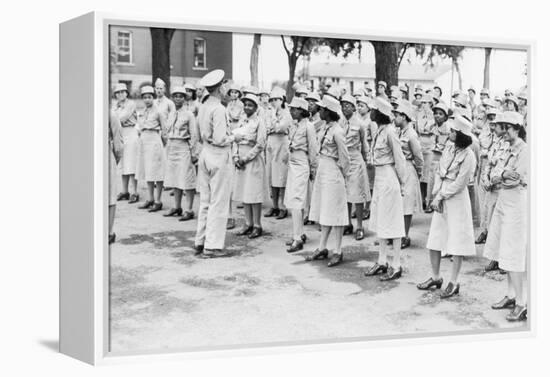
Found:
148,202 -> 163,212
327,252 -> 343,267
440,282 -> 460,299
264,208 -> 279,217
236,225 -> 254,236
380,266 -> 402,281
163,208 -> 183,217
138,200 -> 154,209
276,209 -> 288,219
305,248 -> 329,261
226,218 -> 236,230
417,277 -> 443,290
491,296 -> 516,310
401,237 -> 411,249
475,231 -> 488,244
485,260 -> 500,272
179,210 -> 195,221
117,192 -> 130,201
286,240 -> 304,253
128,193 -> 140,204
108,233 -> 116,244
364,263 -> 388,277
248,227 -> 263,239
506,305 -> 527,322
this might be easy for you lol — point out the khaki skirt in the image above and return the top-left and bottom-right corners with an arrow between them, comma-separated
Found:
370,164 -> 405,239
426,181 -> 475,256
402,160 -> 423,215
137,130 -> 166,182
346,148 -> 371,204
309,156 -> 348,226
164,138 -> 196,190
284,150 -> 310,210
266,134 -> 289,188
109,146 -> 118,206
484,187 -> 527,272
120,126 -> 140,175
233,144 -> 267,204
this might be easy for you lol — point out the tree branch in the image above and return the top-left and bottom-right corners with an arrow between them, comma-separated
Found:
281,36 -> 291,57
397,43 -> 409,68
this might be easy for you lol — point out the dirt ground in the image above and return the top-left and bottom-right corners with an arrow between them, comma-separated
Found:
109,188 -> 527,354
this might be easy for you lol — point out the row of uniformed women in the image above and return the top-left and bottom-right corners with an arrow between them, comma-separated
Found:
111,81 -> 200,221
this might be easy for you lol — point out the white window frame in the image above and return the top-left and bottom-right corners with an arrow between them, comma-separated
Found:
192,37 -> 207,70
115,30 -> 133,66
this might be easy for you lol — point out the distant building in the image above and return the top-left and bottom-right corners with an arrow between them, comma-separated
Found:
110,26 -> 233,95
301,62 -> 452,97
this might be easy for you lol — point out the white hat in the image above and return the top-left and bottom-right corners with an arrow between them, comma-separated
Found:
399,85 -> 408,94
305,92 -> 321,103
171,86 -> 186,95
326,86 -> 341,99
154,78 -> 166,88
228,83 -> 242,96
340,94 -> 357,108
259,87 -> 270,95
140,86 -> 155,96
113,83 -> 128,94
518,92 -> 527,101
241,93 -> 259,107
295,85 -> 308,95
377,81 -> 387,89
393,101 -> 415,121
320,95 -> 341,114
505,95 -> 519,107
288,97 -> 309,111
421,94 -> 434,103
480,88 -> 490,96
183,83 -> 196,91
495,111 -> 523,126
415,85 -> 424,94
452,107 -> 472,122
450,115 -> 474,138
372,97 -> 393,118
467,86 -> 476,94
242,85 -> 259,96
504,89 -> 514,96
199,69 -> 225,88
487,107 -> 501,117
356,95 -> 372,107
453,93 -> 468,107
269,87 -> 286,100
432,101 -> 449,116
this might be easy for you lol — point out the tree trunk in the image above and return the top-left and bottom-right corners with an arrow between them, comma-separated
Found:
371,41 -> 399,91
483,47 -> 492,89
250,34 -> 261,87
287,55 -> 297,100
453,57 -> 463,91
150,28 -> 175,93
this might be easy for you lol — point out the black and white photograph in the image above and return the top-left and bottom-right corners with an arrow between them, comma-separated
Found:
107,24 -> 529,353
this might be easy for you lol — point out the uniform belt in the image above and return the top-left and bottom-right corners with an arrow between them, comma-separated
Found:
142,128 -> 160,132
121,124 -> 136,128
419,133 -> 432,137
267,131 -> 288,136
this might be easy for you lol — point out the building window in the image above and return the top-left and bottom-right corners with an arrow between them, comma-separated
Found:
116,31 -> 132,64
193,38 -> 206,69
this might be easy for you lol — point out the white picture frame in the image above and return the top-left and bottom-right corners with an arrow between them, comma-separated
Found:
59,11 -> 535,365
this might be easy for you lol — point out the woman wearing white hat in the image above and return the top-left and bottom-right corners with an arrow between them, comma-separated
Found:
480,112 -> 508,271
504,96 -> 519,113
108,111 -> 123,244
285,97 -> 318,252
162,86 -> 199,221
484,112 -> 528,322
425,101 -> 451,213
364,98 -> 407,281
393,101 -> 424,249
182,83 -> 199,117
226,83 -> 244,132
265,87 -> 292,220
340,95 -> 371,240
258,87 -> 274,127
136,85 -> 168,212
416,95 -> 435,210
302,92 -> 325,226
305,96 -> 350,267
154,78 -> 176,121
232,94 -> 267,239
416,115 -> 477,298
518,93 -> 528,128
475,105 -> 499,244
112,83 -> 140,203
357,96 -> 378,206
